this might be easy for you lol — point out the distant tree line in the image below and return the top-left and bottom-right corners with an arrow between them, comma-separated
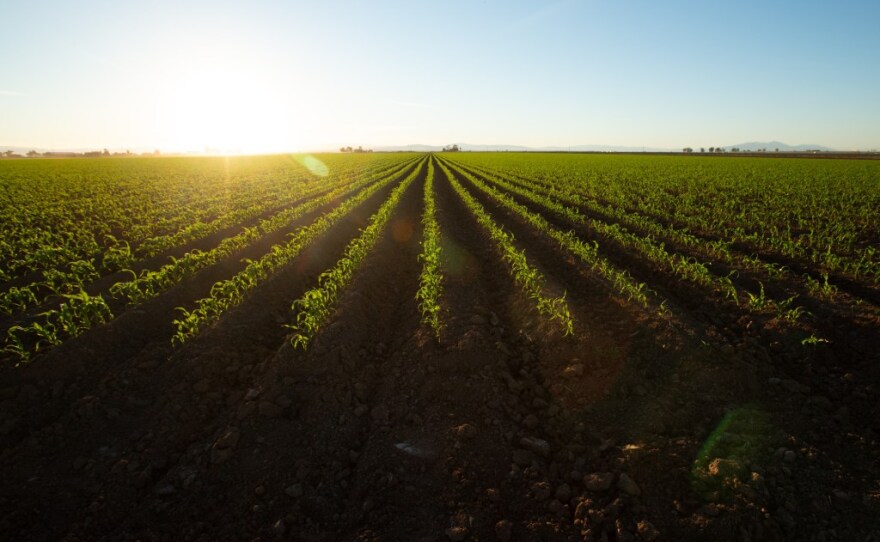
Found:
2,149 -> 161,158
442,144 -> 460,152
339,146 -> 373,153
682,147 -> 826,154
682,147 -> 728,153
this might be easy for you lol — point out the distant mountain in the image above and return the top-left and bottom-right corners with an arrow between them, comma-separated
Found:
722,141 -> 835,152
374,142 -> 673,152
0,145 -> 154,154
543,144 -> 672,152
374,141 -> 848,153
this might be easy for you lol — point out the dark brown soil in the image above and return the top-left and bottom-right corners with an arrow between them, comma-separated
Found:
0,156 -> 878,541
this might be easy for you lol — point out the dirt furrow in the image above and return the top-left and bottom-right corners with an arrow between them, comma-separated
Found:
442,159 -> 880,541
56,157 -> 432,540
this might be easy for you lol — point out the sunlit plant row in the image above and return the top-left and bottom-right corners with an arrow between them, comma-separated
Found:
4,290 -> 112,362
174,158 -> 427,345
131,157 -> 413,262
1,158 -> 293,281
0,155 -> 409,319
112,157 -> 419,305
0,154 -> 417,361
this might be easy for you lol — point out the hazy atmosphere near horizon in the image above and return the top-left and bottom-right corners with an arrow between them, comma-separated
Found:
2,0 -> 879,153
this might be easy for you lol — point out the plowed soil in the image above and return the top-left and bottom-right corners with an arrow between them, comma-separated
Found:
1,156 -> 878,542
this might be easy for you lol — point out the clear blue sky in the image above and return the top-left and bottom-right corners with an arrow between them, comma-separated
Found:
2,0 -> 878,152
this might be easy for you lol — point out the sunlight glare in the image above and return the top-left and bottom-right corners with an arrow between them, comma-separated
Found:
155,52 -> 296,154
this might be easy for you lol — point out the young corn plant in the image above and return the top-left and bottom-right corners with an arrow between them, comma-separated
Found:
746,282 -> 770,311
804,272 -> 838,300
101,235 -> 134,272
775,295 -> 808,322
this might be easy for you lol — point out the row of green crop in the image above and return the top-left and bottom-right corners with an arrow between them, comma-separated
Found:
0,260 -> 100,315
0,154 -> 410,286
111,157 -> 420,305
2,159 -> 273,280
3,290 -> 113,362
174,157 -> 428,345
439,158 -> 651,308
446,153 -> 880,284
416,159 -> 444,339
0,156 -> 414,319
1,156 -> 419,362
131,157 -> 413,261
444,157 -> 806,321
456,159 -> 845,305
436,160 -> 574,335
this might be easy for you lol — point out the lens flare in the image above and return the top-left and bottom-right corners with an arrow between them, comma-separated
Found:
294,155 -> 329,177
691,405 -> 774,503
441,238 -> 475,281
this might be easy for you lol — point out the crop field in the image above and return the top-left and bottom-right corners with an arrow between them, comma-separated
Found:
0,153 -> 878,540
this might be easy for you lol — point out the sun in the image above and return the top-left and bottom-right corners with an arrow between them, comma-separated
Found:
154,56 -> 296,154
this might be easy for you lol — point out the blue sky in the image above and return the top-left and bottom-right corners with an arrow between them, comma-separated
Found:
2,0 -> 878,152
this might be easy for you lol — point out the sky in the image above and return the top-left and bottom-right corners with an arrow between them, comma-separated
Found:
1,0 -> 879,152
